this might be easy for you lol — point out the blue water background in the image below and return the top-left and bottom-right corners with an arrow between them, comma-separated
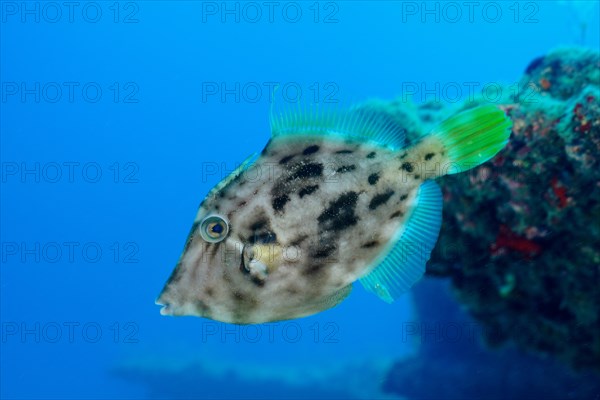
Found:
1,1 -> 599,398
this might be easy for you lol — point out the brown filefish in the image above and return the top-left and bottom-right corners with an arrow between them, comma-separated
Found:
156,103 -> 512,324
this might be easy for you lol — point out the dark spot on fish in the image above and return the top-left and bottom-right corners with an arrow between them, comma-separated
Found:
369,190 -> 395,210
238,201 -> 247,208
336,165 -> 356,173
287,163 -> 323,181
415,175 -> 420,179
233,291 -> 246,301
367,152 -> 376,159
231,171 -> 244,185
272,194 -> 290,213
205,287 -> 214,297
390,210 -> 403,219
286,285 -> 300,295
303,145 -> 320,155
368,173 -> 380,185
252,231 -> 277,244
401,162 -> 414,172
317,191 -> 359,232
400,152 -> 408,159
279,154 -> 294,164
207,243 -> 220,263
195,300 -> 210,315
425,152 -> 435,161
247,296 -> 261,310
400,194 -> 408,201
251,276 -> 265,287
232,311 -> 244,323
310,242 -> 337,259
253,189 -> 259,196
299,185 -> 319,198
164,262 -> 183,286
289,235 -> 308,247
336,149 -> 354,154
362,241 -> 379,248
201,306 -> 212,319
219,190 -> 226,198
250,219 -> 267,231
183,236 -> 194,253
303,263 -> 325,276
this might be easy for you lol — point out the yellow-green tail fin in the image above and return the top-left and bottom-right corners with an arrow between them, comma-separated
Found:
434,105 -> 512,175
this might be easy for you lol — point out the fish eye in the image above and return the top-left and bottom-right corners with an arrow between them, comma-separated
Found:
199,215 -> 229,243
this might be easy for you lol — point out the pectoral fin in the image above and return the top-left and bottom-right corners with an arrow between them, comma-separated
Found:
359,180 -> 443,302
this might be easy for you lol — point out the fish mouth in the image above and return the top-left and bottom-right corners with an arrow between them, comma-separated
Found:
155,296 -> 173,316
240,243 -> 269,285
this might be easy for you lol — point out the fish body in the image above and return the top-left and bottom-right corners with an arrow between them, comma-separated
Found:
157,104 -> 512,324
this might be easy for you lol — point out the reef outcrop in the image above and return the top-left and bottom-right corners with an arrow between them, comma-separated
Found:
375,47 -> 600,372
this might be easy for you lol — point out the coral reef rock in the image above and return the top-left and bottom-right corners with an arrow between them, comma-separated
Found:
373,47 -> 600,371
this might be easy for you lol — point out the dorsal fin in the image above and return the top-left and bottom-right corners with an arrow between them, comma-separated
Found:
269,101 -> 406,150
359,180 -> 443,302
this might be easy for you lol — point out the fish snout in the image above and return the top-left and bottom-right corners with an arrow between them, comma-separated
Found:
155,294 -> 174,316
156,285 -> 209,318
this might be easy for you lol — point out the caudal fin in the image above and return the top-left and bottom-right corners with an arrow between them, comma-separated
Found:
433,105 -> 512,175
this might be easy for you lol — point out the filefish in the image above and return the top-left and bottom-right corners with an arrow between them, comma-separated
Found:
156,103 -> 512,324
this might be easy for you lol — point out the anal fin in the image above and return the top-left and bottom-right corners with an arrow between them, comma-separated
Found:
312,284 -> 352,311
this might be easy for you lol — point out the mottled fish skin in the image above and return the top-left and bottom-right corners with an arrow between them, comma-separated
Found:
156,135 -> 448,324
